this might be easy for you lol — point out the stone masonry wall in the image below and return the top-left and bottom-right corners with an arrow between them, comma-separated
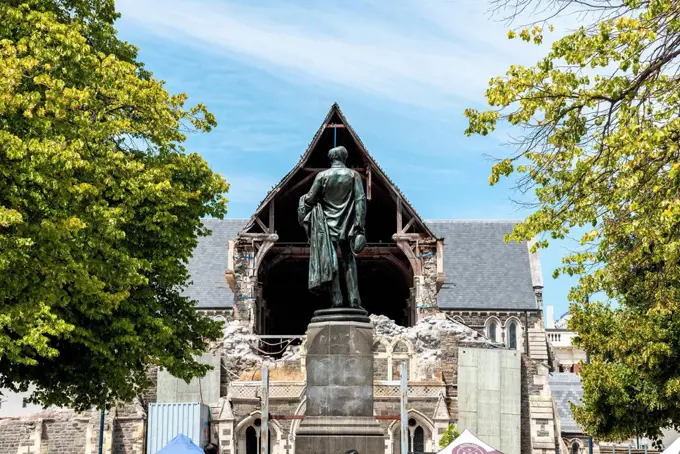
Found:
0,420 -> 31,454
445,310 -> 543,356
0,406 -> 144,454
42,417 -> 89,453
232,244 -> 257,328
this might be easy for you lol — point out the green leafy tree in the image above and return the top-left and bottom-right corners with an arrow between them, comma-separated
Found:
0,0 -> 228,410
439,424 -> 460,448
466,0 -> 680,444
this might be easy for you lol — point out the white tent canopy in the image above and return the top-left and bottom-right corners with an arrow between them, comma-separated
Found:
663,437 -> 680,454
437,429 -> 503,454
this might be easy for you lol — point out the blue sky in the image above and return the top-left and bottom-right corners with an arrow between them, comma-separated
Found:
115,0 -> 580,322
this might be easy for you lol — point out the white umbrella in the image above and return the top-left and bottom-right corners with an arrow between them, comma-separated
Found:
437,429 -> 503,454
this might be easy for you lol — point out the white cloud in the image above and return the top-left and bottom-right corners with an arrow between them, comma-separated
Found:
115,0 -> 567,109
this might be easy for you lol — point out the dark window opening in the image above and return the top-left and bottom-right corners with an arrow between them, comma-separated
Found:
487,322 -> 497,342
413,426 -> 425,453
245,426 -> 271,454
261,254 -> 411,335
508,322 -> 517,349
246,427 -> 257,454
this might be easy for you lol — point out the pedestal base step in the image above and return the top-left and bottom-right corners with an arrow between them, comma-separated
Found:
311,307 -> 371,323
295,416 -> 385,454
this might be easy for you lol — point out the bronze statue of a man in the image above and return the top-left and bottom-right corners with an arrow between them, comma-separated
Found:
298,146 -> 366,308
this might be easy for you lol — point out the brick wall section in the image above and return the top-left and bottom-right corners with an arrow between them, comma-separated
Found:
0,420 -> 31,453
42,419 -> 88,453
0,408 -> 144,454
140,366 -> 158,411
113,420 -> 144,454
374,357 -> 389,380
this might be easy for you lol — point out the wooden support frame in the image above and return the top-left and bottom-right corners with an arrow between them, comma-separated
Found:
254,237 -> 278,273
366,165 -> 372,201
239,233 -> 279,241
288,172 -> 317,194
264,245 -> 412,284
255,217 -> 268,233
395,239 -> 422,276
301,167 -> 365,172
268,201 -> 275,233
226,240 -> 236,292
401,217 -> 415,234
396,198 -> 403,232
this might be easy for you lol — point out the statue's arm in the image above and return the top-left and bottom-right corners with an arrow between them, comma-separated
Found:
353,172 -> 366,231
304,173 -> 323,208
298,173 -> 323,226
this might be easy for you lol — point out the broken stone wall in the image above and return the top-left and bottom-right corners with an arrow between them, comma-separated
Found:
417,250 -> 439,319
232,244 -> 257,328
371,313 -> 493,382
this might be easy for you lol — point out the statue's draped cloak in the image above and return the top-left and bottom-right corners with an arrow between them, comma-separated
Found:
300,203 -> 338,293
298,166 -> 366,293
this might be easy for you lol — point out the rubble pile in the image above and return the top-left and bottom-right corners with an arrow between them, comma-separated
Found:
371,314 -> 490,352
371,313 -> 494,379
219,321 -> 304,379
218,314 -> 493,381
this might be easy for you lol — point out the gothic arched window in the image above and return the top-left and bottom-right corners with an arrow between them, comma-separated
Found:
246,427 -> 258,454
508,321 -> 518,349
571,442 -> 579,454
486,321 -> 498,342
413,426 -> 425,452
242,418 -> 272,454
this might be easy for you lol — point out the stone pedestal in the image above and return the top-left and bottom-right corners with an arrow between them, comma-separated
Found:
296,314 -> 384,454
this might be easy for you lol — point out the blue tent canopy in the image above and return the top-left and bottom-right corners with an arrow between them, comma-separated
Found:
157,434 -> 204,454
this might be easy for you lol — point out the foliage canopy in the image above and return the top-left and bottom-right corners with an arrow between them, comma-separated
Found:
467,0 -> 680,443
0,0 -> 228,410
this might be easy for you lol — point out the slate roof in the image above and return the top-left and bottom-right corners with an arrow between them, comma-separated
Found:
183,218 -> 247,308
427,220 -> 538,310
549,372 -> 584,434
184,218 -> 539,311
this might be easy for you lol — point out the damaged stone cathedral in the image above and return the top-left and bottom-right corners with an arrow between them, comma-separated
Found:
0,104 -> 602,454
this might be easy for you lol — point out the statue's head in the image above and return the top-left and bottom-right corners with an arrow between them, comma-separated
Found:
328,146 -> 348,164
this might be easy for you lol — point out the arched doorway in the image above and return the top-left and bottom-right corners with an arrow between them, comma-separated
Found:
261,252 -> 411,335
389,411 -> 435,454
236,413 -> 280,454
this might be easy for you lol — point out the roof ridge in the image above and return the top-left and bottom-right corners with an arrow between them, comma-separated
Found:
200,217 -> 249,221
425,219 -> 523,223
